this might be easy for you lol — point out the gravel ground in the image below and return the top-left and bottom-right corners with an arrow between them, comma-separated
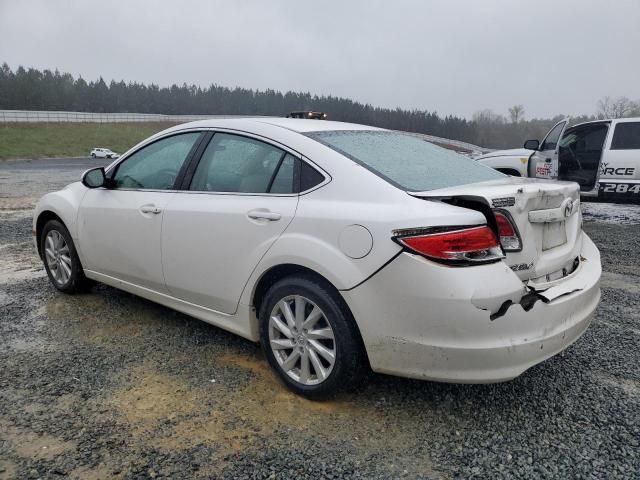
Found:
0,159 -> 639,479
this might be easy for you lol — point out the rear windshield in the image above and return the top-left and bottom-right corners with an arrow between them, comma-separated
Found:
307,130 -> 503,191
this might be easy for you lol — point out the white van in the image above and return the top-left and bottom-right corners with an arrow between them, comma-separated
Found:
476,118 -> 640,201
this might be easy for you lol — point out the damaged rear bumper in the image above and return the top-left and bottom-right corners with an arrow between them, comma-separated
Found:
341,233 -> 601,383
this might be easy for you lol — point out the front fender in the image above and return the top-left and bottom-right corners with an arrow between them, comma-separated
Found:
33,182 -> 87,254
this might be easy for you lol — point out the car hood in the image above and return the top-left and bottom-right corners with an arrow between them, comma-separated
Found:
475,148 -> 533,160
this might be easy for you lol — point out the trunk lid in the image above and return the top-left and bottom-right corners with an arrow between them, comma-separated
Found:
410,177 -> 582,282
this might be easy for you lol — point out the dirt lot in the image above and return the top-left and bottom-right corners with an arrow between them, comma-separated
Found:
1,158 -> 639,479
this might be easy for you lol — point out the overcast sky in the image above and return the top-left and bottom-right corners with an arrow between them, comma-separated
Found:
0,0 -> 638,119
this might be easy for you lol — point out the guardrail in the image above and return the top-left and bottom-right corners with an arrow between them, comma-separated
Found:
0,109 -> 254,123
0,109 -> 491,153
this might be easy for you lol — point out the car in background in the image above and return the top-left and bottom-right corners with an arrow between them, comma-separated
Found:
90,147 -> 120,159
286,111 -> 328,119
34,118 -> 601,397
473,147 -> 534,177
476,118 -> 640,202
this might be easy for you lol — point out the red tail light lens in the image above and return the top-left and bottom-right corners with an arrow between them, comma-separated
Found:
394,226 -> 504,265
494,210 -> 522,251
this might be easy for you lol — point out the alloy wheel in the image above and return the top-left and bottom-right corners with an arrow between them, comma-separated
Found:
44,230 -> 72,286
268,294 -> 336,385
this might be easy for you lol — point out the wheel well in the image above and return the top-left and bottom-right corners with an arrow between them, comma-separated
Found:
35,211 -> 64,258
251,263 -> 370,368
496,168 -> 521,177
252,264 -> 337,315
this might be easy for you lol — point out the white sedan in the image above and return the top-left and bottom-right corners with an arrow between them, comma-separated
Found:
34,118 -> 601,397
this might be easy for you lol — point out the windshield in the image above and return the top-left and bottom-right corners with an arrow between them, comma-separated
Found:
307,130 -> 503,191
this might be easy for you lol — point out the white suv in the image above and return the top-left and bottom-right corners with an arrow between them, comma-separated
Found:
476,118 -> 640,202
90,147 -> 120,159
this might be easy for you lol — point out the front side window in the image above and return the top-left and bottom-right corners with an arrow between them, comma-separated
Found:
611,122 -> 640,150
540,121 -> 567,151
190,133 -> 294,193
112,133 -> 200,189
307,130 -> 502,192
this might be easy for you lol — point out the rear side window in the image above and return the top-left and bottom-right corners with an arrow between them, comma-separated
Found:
611,122 -> 640,150
307,130 -> 502,192
300,161 -> 325,191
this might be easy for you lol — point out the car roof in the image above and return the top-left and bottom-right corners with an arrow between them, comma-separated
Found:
571,117 -> 640,129
167,117 -> 385,134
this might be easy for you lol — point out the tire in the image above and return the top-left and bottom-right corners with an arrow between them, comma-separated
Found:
259,274 -> 367,399
91,153 -> 96,158
41,220 -> 93,293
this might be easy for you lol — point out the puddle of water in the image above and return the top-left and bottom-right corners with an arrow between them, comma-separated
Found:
0,241 -> 44,286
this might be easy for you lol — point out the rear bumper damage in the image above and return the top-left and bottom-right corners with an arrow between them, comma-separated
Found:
341,233 -> 601,383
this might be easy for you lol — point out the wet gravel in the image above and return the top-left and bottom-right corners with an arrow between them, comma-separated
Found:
1,159 -> 639,479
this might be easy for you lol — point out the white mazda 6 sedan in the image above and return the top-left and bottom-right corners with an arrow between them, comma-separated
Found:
34,118 -> 601,397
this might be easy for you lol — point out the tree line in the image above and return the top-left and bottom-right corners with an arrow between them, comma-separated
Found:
1,63 -> 638,149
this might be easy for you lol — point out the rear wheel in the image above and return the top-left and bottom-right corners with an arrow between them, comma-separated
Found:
41,220 -> 93,293
91,153 -> 96,158
259,275 -> 367,398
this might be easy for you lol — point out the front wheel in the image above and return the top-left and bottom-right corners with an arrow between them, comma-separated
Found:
259,275 -> 367,399
41,220 -> 93,293
91,153 -> 96,158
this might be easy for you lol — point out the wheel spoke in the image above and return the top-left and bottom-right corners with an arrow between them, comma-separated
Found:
301,306 -> 323,330
45,249 -> 57,266
299,349 -> 311,383
270,338 -> 295,350
307,327 -> 334,340
60,254 -> 72,267
294,296 -> 306,330
278,300 -> 296,330
271,315 -> 293,339
281,349 -> 301,371
308,339 -> 335,364
308,347 -> 327,380
59,259 -> 71,282
46,235 -> 55,252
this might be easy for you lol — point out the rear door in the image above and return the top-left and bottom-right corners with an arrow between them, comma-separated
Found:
529,119 -> 569,179
161,132 -> 300,314
599,121 -> 640,200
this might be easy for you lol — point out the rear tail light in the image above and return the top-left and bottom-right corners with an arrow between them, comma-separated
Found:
493,210 -> 522,251
393,226 -> 504,265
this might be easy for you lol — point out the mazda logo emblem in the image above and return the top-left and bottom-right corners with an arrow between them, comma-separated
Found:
564,199 -> 574,217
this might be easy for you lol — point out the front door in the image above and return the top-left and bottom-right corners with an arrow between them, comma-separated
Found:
162,132 -> 299,314
529,119 -> 569,179
557,122 -> 609,191
77,131 -> 202,292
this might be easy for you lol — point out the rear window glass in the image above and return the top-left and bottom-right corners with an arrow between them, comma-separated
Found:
307,130 -> 503,191
611,122 -> 640,150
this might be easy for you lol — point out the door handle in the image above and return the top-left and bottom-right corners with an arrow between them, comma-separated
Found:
140,205 -> 162,214
247,209 -> 281,221
545,158 -> 552,163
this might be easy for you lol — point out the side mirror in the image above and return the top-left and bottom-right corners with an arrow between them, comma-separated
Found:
524,139 -> 540,150
82,167 -> 107,188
